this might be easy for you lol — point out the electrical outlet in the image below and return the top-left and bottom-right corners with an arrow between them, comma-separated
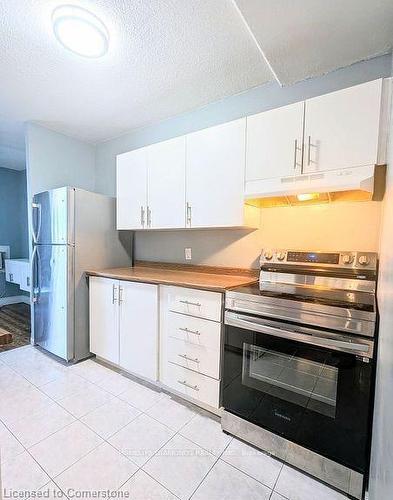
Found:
185,247 -> 192,260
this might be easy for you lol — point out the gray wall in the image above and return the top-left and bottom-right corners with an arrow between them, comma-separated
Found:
0,167 -> 29,298
369,55 -> 393,500
94,54 -> 390,268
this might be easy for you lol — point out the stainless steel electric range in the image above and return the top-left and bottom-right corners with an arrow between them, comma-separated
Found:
222,249 -> 378,500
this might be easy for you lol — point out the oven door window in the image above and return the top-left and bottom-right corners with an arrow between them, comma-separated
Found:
244,344 -> 338,418
223,323 -> 373,473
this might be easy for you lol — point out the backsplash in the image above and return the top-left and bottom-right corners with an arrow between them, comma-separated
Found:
135,200 -> 382,269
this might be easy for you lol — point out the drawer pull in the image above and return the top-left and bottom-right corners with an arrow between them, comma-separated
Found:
179,327 -> 201,336
177,380 -> 199,391
179,300 -> 201,307
178,353 -> 200,363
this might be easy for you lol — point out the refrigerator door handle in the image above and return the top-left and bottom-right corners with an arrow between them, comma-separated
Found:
32,202 -> 42,243
32,245 -> 40,303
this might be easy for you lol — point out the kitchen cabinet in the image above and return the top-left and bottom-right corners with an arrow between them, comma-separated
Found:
5,259 -> 31,292
186,119 -> 247,228
89,277 -> 158,381
119,280 -> 158,381
146,136 -> 186,229
303,79 -> 383,173
117,136 -> 186,230
246,102 -> 305,181
159,285 -> 222,409
117,148 -> 147,229
89,277 -> 120,364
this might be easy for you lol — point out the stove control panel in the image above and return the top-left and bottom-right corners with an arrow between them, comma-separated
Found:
260,249 -> 377,270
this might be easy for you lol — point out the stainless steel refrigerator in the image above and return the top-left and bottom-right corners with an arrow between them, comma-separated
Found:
32,187 -> 132,362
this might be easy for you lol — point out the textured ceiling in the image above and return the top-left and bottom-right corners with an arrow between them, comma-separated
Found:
0,0 -> 272,147
1,0 -> 392,161
234,0 -> 393,85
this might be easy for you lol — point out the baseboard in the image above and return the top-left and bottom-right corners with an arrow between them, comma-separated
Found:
0,295 -> 30,307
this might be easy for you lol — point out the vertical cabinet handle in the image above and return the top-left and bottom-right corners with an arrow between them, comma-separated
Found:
112,284 -> 118,304
186,203 -> 192,227
147,206 -> 152,228
119,286 -> 123,304
293,139 -> 298,170
307,135 -> 311,166
140,206 -> 145,227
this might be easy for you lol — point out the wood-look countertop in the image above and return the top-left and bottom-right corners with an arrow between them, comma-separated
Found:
86,261 -> 258,292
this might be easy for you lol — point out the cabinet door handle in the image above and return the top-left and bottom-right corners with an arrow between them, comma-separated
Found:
186,202 -> 192,227
179,299 -> 201,307
147,206 -> 152,228
179,327 -> 201,336
119,286 -> 123,304
112,285 -> 118,304
178,353 -> 200,363
293,139 -> 298,170
9,273 -> 14,282
140,206 -> 145,227
177,380 -> 199,391
307,135 -> 312,166
26,277 -> 30,287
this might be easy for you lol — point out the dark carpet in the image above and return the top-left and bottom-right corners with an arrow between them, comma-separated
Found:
0,303 -> 31,352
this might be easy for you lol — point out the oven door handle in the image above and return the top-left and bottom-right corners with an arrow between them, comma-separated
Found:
225,311 -> 373,358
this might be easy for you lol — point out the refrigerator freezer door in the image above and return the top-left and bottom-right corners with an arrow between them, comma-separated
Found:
33,244 -> 74,361
32,187 -> 75,245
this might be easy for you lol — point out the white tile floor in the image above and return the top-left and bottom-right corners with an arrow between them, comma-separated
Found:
0,345 -> 349,499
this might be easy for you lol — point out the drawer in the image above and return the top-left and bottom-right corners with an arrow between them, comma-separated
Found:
167,286 -> 222,322
165,312 -> 221,351
166,336 -> 220,379
161,361 -> 220,409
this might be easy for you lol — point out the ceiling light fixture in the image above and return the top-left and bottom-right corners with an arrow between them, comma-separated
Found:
296,193 -> 320,202
52,5 -> 109,58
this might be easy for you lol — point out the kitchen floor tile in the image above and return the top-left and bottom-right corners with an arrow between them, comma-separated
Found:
29,420 -> 103,477
118,380 -> 166,411
7,401 -> 76,448
55,442 -> 137,492
143,434 -> 216,500
191,459 -> 272,500
119,469 -> 177,499
275,466 -> 348,500
180,413 -> 232,456
0,385 -> 54,425
270,493 -> 289,500
57,383 -> 112,418
39,482 -> 68,500
221,438 -> 283,489
109,413 -> 175,466
95,370 -> 136,395
67,358 -> 113,383
40,373 -> 93,401
0,420 -> 24,463
81,397 -> 141,439
0,364 -> 31,396
146,396 -> 197,431
1,451 -> 50,491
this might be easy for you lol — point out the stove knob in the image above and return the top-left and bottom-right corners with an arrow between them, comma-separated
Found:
358,255 -> 370,266
276,252 -> 286,261
263,250 -> 273,261
342,254 -> 354,265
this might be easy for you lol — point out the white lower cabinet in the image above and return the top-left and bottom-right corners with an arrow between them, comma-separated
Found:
89,277 -> 158,381
119,280 -> 158,381
89,277 -> 120,365
160,285 -> 222,409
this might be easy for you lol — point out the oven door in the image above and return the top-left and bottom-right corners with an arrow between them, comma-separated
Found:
223,311 -> 374,473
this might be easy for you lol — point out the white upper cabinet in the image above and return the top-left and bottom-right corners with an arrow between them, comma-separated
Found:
246,102 -> 305,181
146,136 -> 186,229
186,118 -> 247,228
303,79 -> 383,173
117,148 -> 147,229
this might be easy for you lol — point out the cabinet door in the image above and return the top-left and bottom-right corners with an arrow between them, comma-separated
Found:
89,277 -> 119,364
186,119 -> 246,228
116,148 -> 148,229
304,79 -> 382,173
147,136 -> 186,229
246,102 -> 304,180
119,281 -> 158,381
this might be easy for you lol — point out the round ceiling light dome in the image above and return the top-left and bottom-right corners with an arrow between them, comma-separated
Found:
52,5 -> 109,58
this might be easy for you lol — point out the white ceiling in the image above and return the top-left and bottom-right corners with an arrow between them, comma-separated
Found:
0,0 -> 392,164
234,0 -> 393,85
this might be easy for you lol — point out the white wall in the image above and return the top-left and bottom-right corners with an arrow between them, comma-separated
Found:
369,61 -> 393,500
25,123 -> 95,198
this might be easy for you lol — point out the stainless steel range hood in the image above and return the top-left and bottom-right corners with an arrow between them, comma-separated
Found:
245,165 -> 386,208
